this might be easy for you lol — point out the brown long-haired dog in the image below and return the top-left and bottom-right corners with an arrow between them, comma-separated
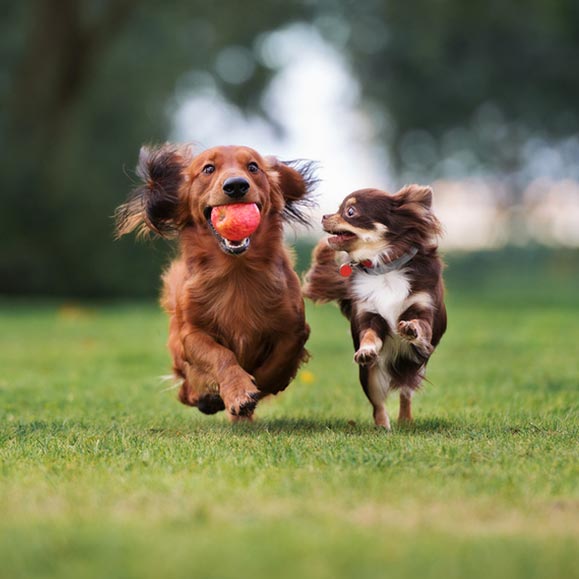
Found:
116,144 -> 317,421
304,186 -> 446,430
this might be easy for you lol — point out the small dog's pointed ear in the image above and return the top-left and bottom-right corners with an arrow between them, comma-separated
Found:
115,144 -> 193,238
394,184 -> 443,239
266,157 -> 319,225
395,184 -> 433,209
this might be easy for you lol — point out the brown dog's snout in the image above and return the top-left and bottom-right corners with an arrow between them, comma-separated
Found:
321,213 -> 339,228
223,177 -> 250,199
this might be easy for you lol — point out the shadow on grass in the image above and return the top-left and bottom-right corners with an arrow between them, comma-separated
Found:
393,416 -> 461,434
11,414 -> 569,448
210,415 -> 463,436
3,415 -> 480,441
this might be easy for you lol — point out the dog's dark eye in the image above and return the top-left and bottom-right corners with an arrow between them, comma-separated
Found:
247,162 -> 259,173
346,206 -> 357,217
202,164 -> 215,175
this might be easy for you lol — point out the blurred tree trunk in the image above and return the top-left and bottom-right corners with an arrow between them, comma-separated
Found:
2,0 -> 135,295
8,0 -> 134,146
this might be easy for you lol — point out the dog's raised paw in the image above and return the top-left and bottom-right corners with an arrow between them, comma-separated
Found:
398,320 -> 433,358
226,389 -> 260,417
398,320 -> 419,340
354,345 -> 379,367
197,393 -> 226,415
236,391 -> 261,417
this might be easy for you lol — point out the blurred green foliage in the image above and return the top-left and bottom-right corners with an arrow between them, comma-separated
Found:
1,0 -> 578,297
320,0 -> 579,181
0,0 -> 313,297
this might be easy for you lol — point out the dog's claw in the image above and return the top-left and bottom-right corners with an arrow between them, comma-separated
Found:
225,385 -> 260,417
229,400 -> 257,417
398,320 -> 418,340
239,391 -> 260,415
238,401 -> 258,416
398,320 -> 433,358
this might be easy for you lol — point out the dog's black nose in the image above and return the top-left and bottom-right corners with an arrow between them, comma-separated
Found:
223,177 -> 250,198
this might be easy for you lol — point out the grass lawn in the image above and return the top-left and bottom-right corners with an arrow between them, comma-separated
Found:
0,284 -> 578,578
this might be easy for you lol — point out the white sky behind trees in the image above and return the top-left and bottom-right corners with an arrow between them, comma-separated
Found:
172,25 -> 579,249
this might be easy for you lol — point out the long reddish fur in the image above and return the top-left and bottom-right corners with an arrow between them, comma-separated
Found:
116,144 -> 317,421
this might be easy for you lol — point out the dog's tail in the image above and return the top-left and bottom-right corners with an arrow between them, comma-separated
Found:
302,240 -> 348,303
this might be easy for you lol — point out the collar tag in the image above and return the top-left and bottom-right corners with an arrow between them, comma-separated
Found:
339,248 -> 419,277
339,263 -> 353,277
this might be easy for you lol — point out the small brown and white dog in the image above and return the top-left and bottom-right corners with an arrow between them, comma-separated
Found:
304,185 -> 447,429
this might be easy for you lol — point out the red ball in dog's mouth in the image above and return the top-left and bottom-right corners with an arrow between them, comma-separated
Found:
210,203 -> 261,242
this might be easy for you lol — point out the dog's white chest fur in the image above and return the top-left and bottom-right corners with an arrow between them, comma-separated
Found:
351,269 -> 411,328
351,268 -> 420,410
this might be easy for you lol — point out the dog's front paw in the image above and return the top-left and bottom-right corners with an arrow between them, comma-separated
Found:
354,345 -> 379,367
398,320 -> 419,341
196,393 -> 226,415
221,371 -> 261,418
398,320 -> 433,357
232,390 -> 260,417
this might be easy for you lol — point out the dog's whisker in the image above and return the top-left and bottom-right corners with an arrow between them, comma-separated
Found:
158,374 -> 183,393
159,382 -> 183,393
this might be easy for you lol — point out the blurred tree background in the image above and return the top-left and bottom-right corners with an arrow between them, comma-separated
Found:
1,0 -> 578,298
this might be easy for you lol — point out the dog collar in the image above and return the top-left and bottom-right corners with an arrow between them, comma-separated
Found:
339,247 -> 419,277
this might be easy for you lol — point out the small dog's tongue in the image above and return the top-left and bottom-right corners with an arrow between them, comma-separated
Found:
210,203 -> 261,242
327,231 -> 356,250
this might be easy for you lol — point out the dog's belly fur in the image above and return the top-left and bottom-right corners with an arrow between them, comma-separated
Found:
351,269 -> 423,399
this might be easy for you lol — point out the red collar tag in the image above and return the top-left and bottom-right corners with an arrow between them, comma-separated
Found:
339,263 -> 353,277
339,260 -> 374,277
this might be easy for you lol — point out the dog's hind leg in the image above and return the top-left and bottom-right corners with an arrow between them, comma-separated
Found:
353,313 -> 391,429
360,364 -> 391,430
252,324 -> 310,396
391,368 -> 424,424
398,388 -> 413,422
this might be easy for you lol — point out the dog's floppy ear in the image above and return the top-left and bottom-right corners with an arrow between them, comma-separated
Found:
267,158 -> 319,226
115,144 -> 193,238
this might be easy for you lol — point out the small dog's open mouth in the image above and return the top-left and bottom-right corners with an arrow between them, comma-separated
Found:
326,229 -> 358,249
204,206 -> 259,256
